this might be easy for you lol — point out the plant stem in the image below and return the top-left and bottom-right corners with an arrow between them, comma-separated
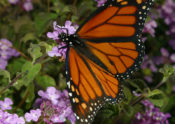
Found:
47,0 -> 50,12
34,53 -> 48,65
13,90 -> 30,113
66,0 -> 78,20
0,73 -> 22,95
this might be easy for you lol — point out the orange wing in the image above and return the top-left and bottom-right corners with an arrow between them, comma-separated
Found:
66,0 -> 154,123
66,48 -> 123,124
78,5 -> 137,39
84,40 -> 145,79
74,0 -> 153,78
77,0 -> 153,41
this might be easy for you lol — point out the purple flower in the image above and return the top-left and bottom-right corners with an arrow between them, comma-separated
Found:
152,56 -> 164,65
142,55 -> 157,72
8,0 -> 19,4
95,0 -> 107,7
0,59 -> 7,70
0,109 -> 25,124
47,21 -> 78,59
159,0 -> 175,50
173,85 -> 175,91
134,100 -> 171,124
169,39 -> 175,50
161,48 -> 169,57
0,38 -> 20,70
47,21 -> 77,41
64,21 -> 77,34
152,48 -> 175,66
170,54 -> 175,62
38,87 -> 61,105
25,109 -> 41,122
144,76 -> 153,83
23,1 -> 33,12
0,110 -> 6,123
48,43 -> 67,59
143,20 -> 157,37
16,117 -> 25,124
0,98 -> 13,110
37,88 -> 76,124
5,114 -> 24,124
47,31 -> 60,41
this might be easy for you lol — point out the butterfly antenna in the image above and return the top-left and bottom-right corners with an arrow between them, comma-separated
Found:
61,27 -> 69,34
56,26 -> 69,34
57,45 -> 68,50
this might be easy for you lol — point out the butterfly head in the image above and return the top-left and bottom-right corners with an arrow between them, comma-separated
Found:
59,33 -> 81,47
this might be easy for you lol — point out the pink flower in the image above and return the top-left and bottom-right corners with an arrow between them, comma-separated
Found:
143,20 -> 157,37
0,98 -> 13,111
8,0 -> 19,4
23,1 -> 33,12
47,21 -> 78,59
25,109 -> 41,122
95,0 -> 107,7
48,43 -> 67,59
37,88 -> 76,124
38,87 -> 61,105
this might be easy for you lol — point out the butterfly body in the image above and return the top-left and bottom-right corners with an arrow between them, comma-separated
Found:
59,33 -> 83,47
62,0 -> 154,123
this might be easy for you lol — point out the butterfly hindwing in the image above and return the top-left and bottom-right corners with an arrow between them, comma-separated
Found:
66,48 -> 123,124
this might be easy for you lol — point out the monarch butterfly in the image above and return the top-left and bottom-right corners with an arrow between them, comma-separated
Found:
59,0 -> 154,123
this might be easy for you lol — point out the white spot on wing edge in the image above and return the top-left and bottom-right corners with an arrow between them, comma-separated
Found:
67,81 -> 70,89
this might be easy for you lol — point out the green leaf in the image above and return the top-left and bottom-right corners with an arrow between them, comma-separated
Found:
36,74 -> 56,89
39,42 -> 53,52
7,58 -> 26,77
149,99 -> 164,107
125,79 -> 148,92
34,12 -> 57,35
123,105 -> 135,118
159,64 -> 174,82
14,61 -> 41,89
26,83 -> 35,103
12,16 -> 35,35
147,89 -> 167,107
28,44 -> 43,63
62,6 -> 71,13
123,86 -> 133,104
0,70 -> 11,82
147,89 -> 163,97
142,68 -> 152,76
20,33 -> 38,43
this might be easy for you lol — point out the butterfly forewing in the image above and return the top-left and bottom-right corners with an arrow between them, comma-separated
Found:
75,0 -> 153,79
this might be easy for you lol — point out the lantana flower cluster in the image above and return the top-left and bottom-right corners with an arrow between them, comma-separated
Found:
143,20 -> 157,37
0,87 -> 75,124
0,97 -> 41,123
159,0 -> 175,50
141,0 -> 175,84
36,87 -> 76,124
134,100 -> 171,124
0,38 -> 20,70
8,0 -> 33,12
47,21 -> 78,60
0,98 -> 25,124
